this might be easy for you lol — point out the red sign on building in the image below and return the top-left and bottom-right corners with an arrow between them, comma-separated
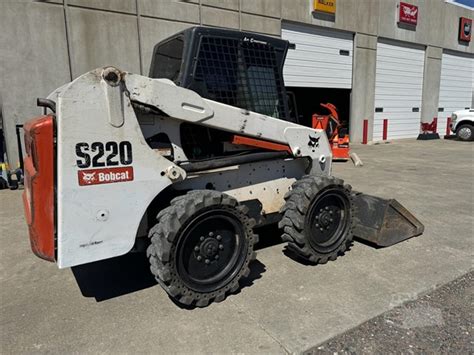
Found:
399,2 -> 418,26
459,17 -> 472,42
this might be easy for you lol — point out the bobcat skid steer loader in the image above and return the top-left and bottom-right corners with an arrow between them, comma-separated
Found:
23,27 -> 423,307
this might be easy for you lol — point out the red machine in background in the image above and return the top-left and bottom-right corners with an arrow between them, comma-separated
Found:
312,103 -> 350,161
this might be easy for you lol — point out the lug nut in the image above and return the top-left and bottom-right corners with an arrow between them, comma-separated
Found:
216,235 -> 222,241
200,236 -> 205,241
320,208 -> 323,212
219,244 -> 224,250
330,218 -> 333,222
315,223 -> 319,227
329,210 -> 333,215
325,206 -> 329,211
197,255 -> 202,261
319,227 -> 324,232
194,246 -> 200,251
205,259 -> 210,264
209,232 -> 214,237
215,255 -> 219,260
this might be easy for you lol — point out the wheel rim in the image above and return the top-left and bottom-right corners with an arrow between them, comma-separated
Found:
306,187 -> 350,253
458,127 -> 472,140
176,209 -> 247,293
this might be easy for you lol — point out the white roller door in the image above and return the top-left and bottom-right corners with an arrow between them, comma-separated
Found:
374,41 -> 425,140
282,23 -> 353,89
438,52 -> 474,132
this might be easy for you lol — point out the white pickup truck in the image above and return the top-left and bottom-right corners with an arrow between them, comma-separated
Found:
450,109 -> 474,141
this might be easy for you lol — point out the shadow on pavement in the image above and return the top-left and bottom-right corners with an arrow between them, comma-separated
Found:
71,224 -> 371,302
238,259 -> 266,289
71,252 -> 157,302
70,224 -> 281,303
254,223 -> 284,250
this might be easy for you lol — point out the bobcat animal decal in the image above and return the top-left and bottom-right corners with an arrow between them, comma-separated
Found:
80,171 -> 97,184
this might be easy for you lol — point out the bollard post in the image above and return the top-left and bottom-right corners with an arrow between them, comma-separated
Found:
446,117 -> 451,136
362,119 -> 368,144
382,119 -> 388,141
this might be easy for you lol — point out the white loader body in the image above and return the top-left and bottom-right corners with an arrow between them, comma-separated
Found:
49,67 -> 331,268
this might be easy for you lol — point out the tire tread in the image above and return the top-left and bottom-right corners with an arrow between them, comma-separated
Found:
148,190 -> 258,307
278,175 -> 354,264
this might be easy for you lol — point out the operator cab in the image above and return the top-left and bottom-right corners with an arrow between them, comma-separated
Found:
150,26 -> 294,122
143,27 -> 297,161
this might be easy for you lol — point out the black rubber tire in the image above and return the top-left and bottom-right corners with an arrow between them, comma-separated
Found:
279,175 -> 354,264
456,124 -> 474,141
147,190 -> 258,307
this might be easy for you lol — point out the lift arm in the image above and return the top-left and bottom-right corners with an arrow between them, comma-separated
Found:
122,69 -> 332,173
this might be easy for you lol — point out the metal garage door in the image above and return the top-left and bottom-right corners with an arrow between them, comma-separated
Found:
374,41 -> 425,140
282,23 -> 353,88
438,52 -> 474,132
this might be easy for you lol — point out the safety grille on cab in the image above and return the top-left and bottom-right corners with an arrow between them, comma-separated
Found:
193,36 -> 287,120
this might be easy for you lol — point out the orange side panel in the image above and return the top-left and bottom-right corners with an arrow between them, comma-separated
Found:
232,135 -> 292,153
22,115 -> 55,262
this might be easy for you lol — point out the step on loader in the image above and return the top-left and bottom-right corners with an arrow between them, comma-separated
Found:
22,27 -> 423,307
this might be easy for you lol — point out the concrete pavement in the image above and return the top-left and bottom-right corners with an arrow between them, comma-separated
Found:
1,139 -> 473,353
309,271 -> 473,354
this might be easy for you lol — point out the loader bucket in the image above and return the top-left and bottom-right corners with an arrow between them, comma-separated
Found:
352,193 -> 424,247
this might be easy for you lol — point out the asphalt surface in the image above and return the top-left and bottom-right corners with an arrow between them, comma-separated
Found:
1,138 -> 473,353
308,271 -> 473,354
